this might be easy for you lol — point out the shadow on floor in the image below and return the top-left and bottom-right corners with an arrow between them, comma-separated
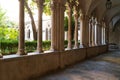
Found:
32,50 -> 120,80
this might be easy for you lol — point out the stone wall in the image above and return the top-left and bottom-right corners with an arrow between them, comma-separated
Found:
109,26 -> 120,49
0,45 -> 108,80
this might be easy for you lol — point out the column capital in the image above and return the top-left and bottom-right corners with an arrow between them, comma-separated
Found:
51,0 -> 62,11
66,0 -> 74,10
74,9 -> 79,19
37,0 -> 45,7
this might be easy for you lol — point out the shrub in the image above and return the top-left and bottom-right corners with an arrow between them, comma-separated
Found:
0,40 -> 75,55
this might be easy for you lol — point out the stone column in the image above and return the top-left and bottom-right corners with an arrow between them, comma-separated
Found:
99,22 -> 102,45
50,1 -> 56,51
105,24 -> 109,45
105,23 -> 109,51
102,22 -> 106,44
97,22 -> 101,45
92,17 -> 96,46
95,18 -> 99,46
96,19 -> 102,46
79,13 -> 89,48
66,2 -> 73,50
50,0 -> 66,51
89,18 -> 92,46
101,25 -> 104,44
17,0 -> 26,55
37,0 -> 44,53
86,16 -> 90,47
73,6 -> 79,49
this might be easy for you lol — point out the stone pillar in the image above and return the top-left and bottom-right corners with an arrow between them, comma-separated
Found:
105,24 -> 109,45
73,6 -> 79,49
86,16 -> 90,47
92,17 -> 96,46
104,23 -> 109,51
99,22 -> 102,45
50,0 -> 66,51
97,22 -> 101,45
66,2 -> 73,50
79,13 -> 89,48
37,0 -> 44,53
101,25 -> 104,44
89,18 -> 92,46
102,22 -> 106,44
17,0 -> 26,55
95,18 -> 99,46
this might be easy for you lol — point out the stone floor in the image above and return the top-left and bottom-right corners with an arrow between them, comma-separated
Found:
34,50 -> 120,80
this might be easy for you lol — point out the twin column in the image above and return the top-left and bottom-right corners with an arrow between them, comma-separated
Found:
17,0 -> 108,55
17,0 -> 66,54
50,0 -> 66,51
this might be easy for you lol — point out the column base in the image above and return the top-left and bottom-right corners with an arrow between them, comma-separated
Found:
73,44 -> 79,49
17,49 -> 26,55
79,44 -> 86,48
37,48 -> 44,53
95,43 -> 99,46
89,44 -> 93,47
36,50 -> 44,53
65,47 -> 72,50
92,43 -> 96,47
49,48 -> 56,52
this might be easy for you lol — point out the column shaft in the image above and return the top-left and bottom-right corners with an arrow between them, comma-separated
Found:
17,0 -> 25,55
99,23 -> 102,45
67,4 -> 72,50
50,1 -> 56,51
37,0 -> 44,53
96,20 -> 100,46
80,14 -> 89,48
89,18 -> 92,46
50,1 -> 65,51
74,6 -> 79,49
92,17 -> 95,46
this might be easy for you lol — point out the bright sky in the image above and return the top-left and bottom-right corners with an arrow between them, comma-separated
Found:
0,0 -> 19,23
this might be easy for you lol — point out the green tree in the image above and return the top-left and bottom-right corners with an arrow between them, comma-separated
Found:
25,0 -> 37,40
24,0 -> 51,41
0,27 -> 18,40
44,0 -> 51,15
0,6 -> 7,27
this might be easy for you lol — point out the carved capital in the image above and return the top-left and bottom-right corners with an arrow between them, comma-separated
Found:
37,0 -> 45,8
50,1 -> 58,11
74,9 -> 79,19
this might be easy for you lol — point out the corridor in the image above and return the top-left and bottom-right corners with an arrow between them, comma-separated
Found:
34,50 -> 120,80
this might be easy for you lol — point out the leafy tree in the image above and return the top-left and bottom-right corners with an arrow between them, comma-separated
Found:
24,0 -> 51,41
0,6 -> 16,28
0,6 -> 7,27
0,27 -> 18,40
44,0 -> 51,15
25,0 -> 37,40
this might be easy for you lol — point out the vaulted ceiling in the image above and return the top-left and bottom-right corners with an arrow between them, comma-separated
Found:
79,0 -> 120,27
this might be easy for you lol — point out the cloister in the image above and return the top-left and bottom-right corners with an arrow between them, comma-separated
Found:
0,0 -> 120,80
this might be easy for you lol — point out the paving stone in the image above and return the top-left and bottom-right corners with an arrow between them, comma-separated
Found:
34,50 -> 120,80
